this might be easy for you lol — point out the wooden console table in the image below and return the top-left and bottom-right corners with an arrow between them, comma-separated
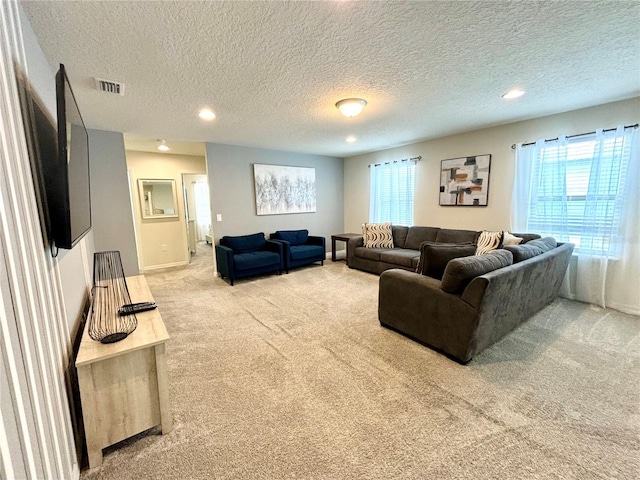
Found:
76,275 -> 172,469
331,233 -> 360,262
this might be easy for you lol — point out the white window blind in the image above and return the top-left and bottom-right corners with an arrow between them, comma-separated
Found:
526,128 -> 633,256
369,160 -> 416,225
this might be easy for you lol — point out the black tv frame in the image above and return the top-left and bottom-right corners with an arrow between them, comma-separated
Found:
52,63 -> 91,250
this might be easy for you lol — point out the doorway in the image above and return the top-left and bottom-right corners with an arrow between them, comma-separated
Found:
182,173 -> 212,262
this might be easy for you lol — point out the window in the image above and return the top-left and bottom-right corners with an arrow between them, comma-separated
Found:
369,160 -> 416,225
525,130 -> 633,256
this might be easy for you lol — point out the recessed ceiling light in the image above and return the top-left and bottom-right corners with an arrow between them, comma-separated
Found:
502,88 -> 525,100
346,136 -> 357,143
198,108 -> 216,120
157,139 -> 170,151
336,98 -> 367,117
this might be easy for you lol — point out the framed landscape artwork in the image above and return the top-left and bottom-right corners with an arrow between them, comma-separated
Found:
439,154 -> 491,206
253,164 -> 316,215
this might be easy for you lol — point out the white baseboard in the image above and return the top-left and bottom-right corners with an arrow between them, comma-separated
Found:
606,301 -> 640,316
560,293 -> 639,316
328,249 -> 346,260
141,260 -> 189,272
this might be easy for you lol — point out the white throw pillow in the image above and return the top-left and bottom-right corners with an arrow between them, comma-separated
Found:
502,231 -> 524,246
363,222 -> 394,248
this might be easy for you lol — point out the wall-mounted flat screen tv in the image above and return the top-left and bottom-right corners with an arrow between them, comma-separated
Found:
47,63 -> 91,249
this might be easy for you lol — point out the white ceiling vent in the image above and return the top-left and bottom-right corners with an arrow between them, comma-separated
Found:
94,77 -> 125,96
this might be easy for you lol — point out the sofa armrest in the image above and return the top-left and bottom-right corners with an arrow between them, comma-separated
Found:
379,269 -> 479,362
461,277 -> 490,309
264,239 -> 284,253
215,244 -> 234,278
379,269 -> 464,314
307,235 -> 326,250
264,240 -> 285,269
347,236 -> 364,266
270,238 -> 291,257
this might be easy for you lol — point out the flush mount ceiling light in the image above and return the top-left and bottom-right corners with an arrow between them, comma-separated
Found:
336,98 -> 367,117
502,88 -> 525,100
198,108 -> 216,120
346,136 -> 357,143
157,139 -> 170,152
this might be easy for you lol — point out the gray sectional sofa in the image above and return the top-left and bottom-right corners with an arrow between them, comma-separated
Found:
347,225 -> 540,274
348,225 -> 574,363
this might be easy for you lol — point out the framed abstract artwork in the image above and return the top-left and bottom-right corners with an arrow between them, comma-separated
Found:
439,154 -> 491,206
253,164 -> 316,215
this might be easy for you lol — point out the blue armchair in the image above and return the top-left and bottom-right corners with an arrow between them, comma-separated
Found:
215,232 -> 283,286
270,230 -> 326,273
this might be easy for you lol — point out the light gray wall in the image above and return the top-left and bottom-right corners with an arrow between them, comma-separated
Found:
206,143 -> 344,252
89,129 -> 139,276
344,97 -> 640,233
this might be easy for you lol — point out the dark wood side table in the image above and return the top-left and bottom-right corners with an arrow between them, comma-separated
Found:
331,233 -> 360,262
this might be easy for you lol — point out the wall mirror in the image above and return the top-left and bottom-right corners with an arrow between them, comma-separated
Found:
138,179 -> 179,219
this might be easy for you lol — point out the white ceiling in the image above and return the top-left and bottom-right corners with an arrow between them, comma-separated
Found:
21,1 -> 640,158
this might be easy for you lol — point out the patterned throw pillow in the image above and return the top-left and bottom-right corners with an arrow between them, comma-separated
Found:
363,222 -> 394,248
475,231 -> 504,255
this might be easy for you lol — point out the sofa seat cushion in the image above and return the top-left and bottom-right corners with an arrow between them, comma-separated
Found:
290,244 -> 324,261
233,251 -> 280,271
416,242 -> 477,279
354,246 -> 388,261
441,249 -> 513,293
435,228 -> 479,244
274,229 -> 308,246
379,249 -> 419,268
404,227 -> 440,250
223,232 -> 266,252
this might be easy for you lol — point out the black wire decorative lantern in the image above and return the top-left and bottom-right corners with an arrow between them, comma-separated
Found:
89,251 -> 137,344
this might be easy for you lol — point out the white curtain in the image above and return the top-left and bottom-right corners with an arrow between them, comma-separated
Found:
512,126 -> 640,314
369,160 -> 416,225
193,181 -> 211,240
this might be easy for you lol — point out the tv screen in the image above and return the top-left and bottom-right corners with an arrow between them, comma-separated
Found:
53,63 -> 91,249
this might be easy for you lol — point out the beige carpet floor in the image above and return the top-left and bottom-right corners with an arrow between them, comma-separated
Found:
81,243 -> 640,479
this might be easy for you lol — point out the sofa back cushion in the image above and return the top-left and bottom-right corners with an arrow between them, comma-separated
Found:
404,227 -> 440,250
512,233 -> 541,244
222,232 -> 266,252
505,236 -> 557,263
436,228 -> 479,244
416,242 -> 477,280
392,225 -> 409,249
527,237 -> 557,252
441,249 -> 513,293
504,244 -> 544,263
274,229 -> 308,246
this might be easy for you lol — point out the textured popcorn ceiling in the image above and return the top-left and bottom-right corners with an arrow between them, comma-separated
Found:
21,1 -> 640,157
